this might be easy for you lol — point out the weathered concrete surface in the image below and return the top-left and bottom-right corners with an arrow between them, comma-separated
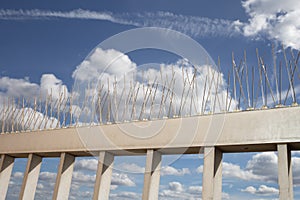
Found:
0,106 -> 299,156
52,153 -> 75,200
93,151 -> 114,200
202,147 -> 223,200
19,154 -> 42,200
142,150 -> 161,200
278,144 -> 293,200
0,155 -> 14,200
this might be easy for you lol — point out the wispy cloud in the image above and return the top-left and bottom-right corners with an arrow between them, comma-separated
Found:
0,9 -> 242,38
0,9 -> 114,21
117,11 -> 242,37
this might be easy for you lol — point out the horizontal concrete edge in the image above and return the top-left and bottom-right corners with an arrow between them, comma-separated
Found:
0,106 -> 299,157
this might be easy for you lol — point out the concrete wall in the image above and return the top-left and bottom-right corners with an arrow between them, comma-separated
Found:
0,106 -> 299,199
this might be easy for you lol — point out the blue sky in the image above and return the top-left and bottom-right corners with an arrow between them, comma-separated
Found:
1,0 -> 300,199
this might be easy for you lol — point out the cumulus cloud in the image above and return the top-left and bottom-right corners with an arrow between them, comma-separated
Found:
160,181 -> 196,199
72,171 -> 95,183
188,185 -> 202,194
169,181 -> 184,192
0,103 -> 60,132
116,162 -> 145,173
12,171 -> 24,178
111,172 -> 136,187
69,165 -> 137,199
196,165 -> 203,174
0,76 -> 39,98
73,158 -> 137,187
0,74 -> 67,132
198,152 -> 300,186
245,152 -> 278,182
8,171 -> 56,200
221,153 -> 278,183
74,158 -> 98,171
72,48 -> 137,82
40,74 -> 69,100
223,162 -> 262,181
39,171 -> 57,181
161,166 -> 191,176
0,74 -> 68,100
159,181 -> 229,200
241,185 -> 279,196
72,47 -> 235,124
242,0 -> 300,49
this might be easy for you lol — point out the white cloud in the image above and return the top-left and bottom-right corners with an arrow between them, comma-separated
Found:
37,183 -> 44,189
111,172 -> 136,187
188,185 -> 202,194
39,171 -> 56,181
9,6 -> 300,48
72,47 -> 235,123
161,166 -> 191,176
218,152 -> 300,185
12,171 -> 23,179
72,48 -> 137,82
242,185 -> 279,196
0,105 -> 59,132
110,191 -> 141,200
73,159 -> 136,187
221,153 -> 276,182
74,158 -> 98,171
245,152 -> 278,182
168,181 -> 184,192
0,9 -> 242,38
40,74 -> 69,100
122,11 -> 241,38
0,76 -> 39,98
159,181 -> 206,200
222,192 -> 230,200
290,156 -> 300,186
196,165 -> 203,174
72,171 -> 95,183
0,74 -> 67,100
242,0 -> 300,49
0,74 -> 66,132
0,9 -> 116,22
220,162 -> 262,181
69,190 -> 93,200
116,162 -> 145,173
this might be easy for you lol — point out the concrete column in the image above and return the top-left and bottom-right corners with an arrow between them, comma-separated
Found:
142,149 -> 161,200
277,144 -> 293,200
52,153 -> 75,200
202,146 -> 223,200
0,154 -> 14,200
93,151 -> 114,200
19,154 -> 42,200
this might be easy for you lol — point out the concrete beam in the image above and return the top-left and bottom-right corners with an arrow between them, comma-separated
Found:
277,144 -> 293,200
202,147 -> 223,200
93,151 -> 114,200
0,107 -> 300,156
19,154 -> 42,200
142,149 -> 161,200
0,154 -> 14,200
52,153 -> 75,200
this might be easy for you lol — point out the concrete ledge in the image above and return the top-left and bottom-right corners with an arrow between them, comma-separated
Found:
0,106 -> 299,157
